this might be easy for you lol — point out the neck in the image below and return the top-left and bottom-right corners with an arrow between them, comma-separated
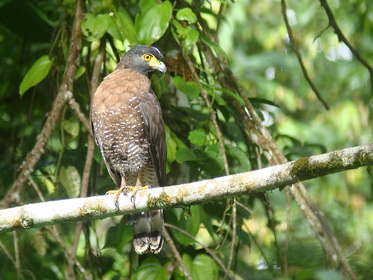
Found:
116,58 -> 153,78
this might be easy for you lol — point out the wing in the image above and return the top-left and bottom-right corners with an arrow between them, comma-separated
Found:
90,109 -> 121,188
139,91 -> 166,186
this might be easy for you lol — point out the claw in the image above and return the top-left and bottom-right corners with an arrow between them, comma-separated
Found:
126,185 -> 150,204
129,185 -> 150,197
105,190 -> 122,195
106,185 -> 150,209
105,186 -> 130,209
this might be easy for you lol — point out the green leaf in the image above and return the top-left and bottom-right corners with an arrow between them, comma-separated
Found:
199,207 -> 217,240
136,1 -> 172,45
19,55 -> 54,96
221,121 -> 245,142
133,258 -> 168,280
81,13 -> 110,42
200,34 -> 228,59
62,117 -> 80,138
175,148 -> 198,162
204,144 -> 220,158
184,28 -> 199,49
59,166 -> 81,198
139,0 -> 158,14
32,232 -> 48,257
188,130 -> 206,146
206,86 -> 226,106
225,144 -> 251,173
181,253 -> 218,280
168,206 -> 200,246
173,76 -> 200,101
170,24 -> 181,45
176,8 -> 197,24
165,125 -> 177,163
216,87 -> 245,106
182,253 -> 193,276
205,144 -> 224,169
74,66 -> 86,80
249,97 -> 280,108
192,254 -> 218,280
36,170 -> 56,194
315,269 -> 344,280
91,0 -> 114,14
173,21 -> 199,49
105,216 -> 132,250
108,8 -> 138,44
173,20 -> 190,38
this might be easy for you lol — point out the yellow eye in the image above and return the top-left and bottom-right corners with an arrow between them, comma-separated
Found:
143,54 -> 152,61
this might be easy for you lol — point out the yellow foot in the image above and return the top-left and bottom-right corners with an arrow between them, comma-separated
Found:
105,190 -> 121,195
106,186 -> 150,207
129,185 -> 150,197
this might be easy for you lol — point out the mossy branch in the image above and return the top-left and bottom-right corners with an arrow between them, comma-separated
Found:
0,1 -> 84,209
0,144 -> 372,232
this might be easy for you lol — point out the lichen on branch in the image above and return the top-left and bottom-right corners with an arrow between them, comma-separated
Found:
0,144 -> 371,233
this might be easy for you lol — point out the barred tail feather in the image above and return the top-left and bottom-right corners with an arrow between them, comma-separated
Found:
149,209 -> 164,253
127,210 -> 164,254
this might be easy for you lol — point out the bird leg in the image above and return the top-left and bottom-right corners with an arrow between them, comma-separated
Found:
106,172 -> 149,208
105,176 -> 131,208
129,171 -> 150,198
122,171 -> 150,202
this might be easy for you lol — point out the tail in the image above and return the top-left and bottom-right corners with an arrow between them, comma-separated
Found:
127,209 -> 164,254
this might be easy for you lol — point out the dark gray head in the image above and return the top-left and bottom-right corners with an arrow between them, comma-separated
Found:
117,45 -> 167,77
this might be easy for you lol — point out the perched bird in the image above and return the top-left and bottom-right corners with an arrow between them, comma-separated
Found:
91,45 -> 167,254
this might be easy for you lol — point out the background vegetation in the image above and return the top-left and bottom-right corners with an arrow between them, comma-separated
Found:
0,0 -> 372,279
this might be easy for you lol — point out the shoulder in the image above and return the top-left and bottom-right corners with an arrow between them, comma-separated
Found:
92,69 -> 152,105
101,69 -> 151,94
103,69 -> 148,84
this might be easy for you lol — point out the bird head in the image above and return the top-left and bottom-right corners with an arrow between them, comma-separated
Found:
117,45 -> 167,77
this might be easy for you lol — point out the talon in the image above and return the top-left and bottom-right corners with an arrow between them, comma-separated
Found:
105,190 -> 120,195
130,185 -> 150,197
105,187 -> 130,208
126,185 -> 149,203
106,185 -> 150,208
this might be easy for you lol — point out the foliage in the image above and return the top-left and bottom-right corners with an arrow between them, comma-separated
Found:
0,0 -> 372,279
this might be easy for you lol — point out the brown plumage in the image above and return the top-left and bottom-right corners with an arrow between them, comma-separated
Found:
91,45 -> 167,254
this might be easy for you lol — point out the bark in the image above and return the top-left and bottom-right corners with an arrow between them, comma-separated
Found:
0,1 -> 84,209
0,144 -> 371,232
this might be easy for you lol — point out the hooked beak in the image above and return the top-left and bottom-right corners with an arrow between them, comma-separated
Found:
149,58 -> 167,74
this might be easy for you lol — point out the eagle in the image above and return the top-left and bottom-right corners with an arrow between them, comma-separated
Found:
91,45 -> 167,254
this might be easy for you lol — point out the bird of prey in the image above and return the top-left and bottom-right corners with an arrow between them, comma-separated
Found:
91,45 -> 167,254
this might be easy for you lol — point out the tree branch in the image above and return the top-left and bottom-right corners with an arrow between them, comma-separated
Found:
163,228 -> 192,280
185,48 -> 235,278
165,223 -> 234,279
70,35 -> 107,275
185,53 -> 230,175
69,97 -> 91,134
198,31 -> 358,278
0,0 -> 84,209
0,144 -> 371,232
319,0 -> 373,93
281,0 -> 329,110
